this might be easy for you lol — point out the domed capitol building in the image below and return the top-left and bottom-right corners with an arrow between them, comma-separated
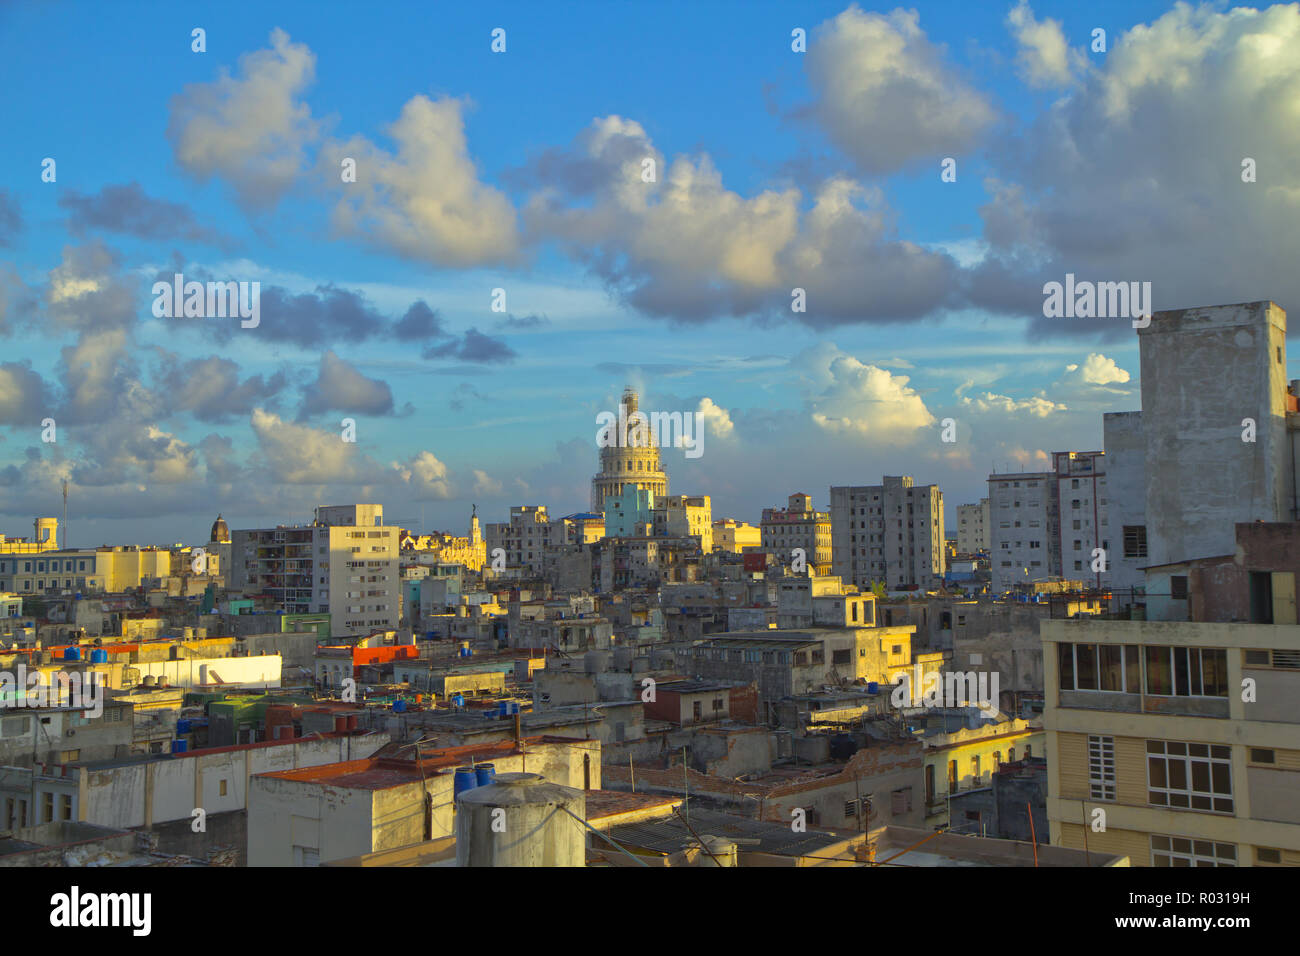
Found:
591,387 -> 669,513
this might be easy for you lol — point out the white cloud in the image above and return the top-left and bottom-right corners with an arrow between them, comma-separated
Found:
1061,352 -> 1131,387
167,28 -> 319,208
806,6 -> 996,173
959,390 -> 1066,418
392,450 -> 453,500
323,95 -> 519,267
472,469 -> 503,496
1007,0 -> 1082,89
809,353 -> 935,437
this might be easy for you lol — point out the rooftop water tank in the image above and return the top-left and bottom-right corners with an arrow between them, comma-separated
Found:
90,649 -> 108,664
475,763 -> 496,788
63,646 -> 80,661
692,835 -> 738,867
455,773 -> 585,867
393,699 -> 407,713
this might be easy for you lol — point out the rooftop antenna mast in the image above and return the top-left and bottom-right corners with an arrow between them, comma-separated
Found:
61,479 -> 68,551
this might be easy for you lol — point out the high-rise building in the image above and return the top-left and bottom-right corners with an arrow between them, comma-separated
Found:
1105,302 -> 1293,606
591,387 -> 669,514
229,503 -> 400,639
483,505 -> 554,573
956,499 -> 990,554
830,477 -> 945,590
1055,451 -> 1107,587
763,493 -> 832,573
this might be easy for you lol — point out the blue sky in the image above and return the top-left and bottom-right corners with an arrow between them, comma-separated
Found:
2,0 -> 1297,545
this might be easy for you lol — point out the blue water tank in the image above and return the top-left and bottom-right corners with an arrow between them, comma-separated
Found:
393,699 -> 407,713
475,763 -> 496,788
63,646 -> 80,661
452,694 -> 465,707
171,739 -> 188,754
866,681 -> 879,694
177,718 -> 191,733
453,767 -> 477,798
89,649 -> 108,664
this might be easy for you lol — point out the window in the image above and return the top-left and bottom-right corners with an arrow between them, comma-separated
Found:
891,787 -> 913,814
1171,576 -> 1188,600
1089,736 -> 1116,801
844,799 -> 857,819
692,701 -> 702,721
1249,748 -> 1275,764
1123,525 -> 1148,559
1147,740 -> 1233,813
1151,835 -> 1236,867
1144,647 -> 1228,697
219,779 -> 229,796
1257,847 -> 1282,864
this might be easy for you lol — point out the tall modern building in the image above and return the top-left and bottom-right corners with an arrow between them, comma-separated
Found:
830,477 -> 945,590
591,387 -> 669,514
229,503 -> 400,639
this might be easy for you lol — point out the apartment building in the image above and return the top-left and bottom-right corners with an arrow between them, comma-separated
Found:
988,472 -> 1060,593
1054,451 -> 1108,587
830,477 -> 945,591
0,546 -> 172,594
483,505 -> 553,573
653,495 -> 712,552
761,493 -> 831,572
229,504 -> 400,639
956,499 -> 990,554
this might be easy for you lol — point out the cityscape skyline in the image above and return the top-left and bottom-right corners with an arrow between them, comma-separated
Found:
10,1 -> 1299,543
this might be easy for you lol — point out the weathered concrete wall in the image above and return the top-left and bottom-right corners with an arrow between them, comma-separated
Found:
1103,411 -> 1146,598
80,732 -> 391,830
1139,302 -> 1290,568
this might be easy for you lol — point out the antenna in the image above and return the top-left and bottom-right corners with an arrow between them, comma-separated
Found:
61,479 -> 68,551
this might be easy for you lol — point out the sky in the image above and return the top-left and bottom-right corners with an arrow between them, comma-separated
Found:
1,0 -> 1298,546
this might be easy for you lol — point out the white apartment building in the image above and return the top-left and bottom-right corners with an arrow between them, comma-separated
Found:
956,499 -> 990,554
1055,451 -> 1108,587
988,472 -> 1059,592
830,477 -> 945,591
229,504 -> 400,639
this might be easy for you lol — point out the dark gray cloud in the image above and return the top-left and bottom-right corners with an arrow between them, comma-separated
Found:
297,350 -> 402,418
154,352 -> 288,422
423,328 -> 515,364
60,183 -> 233,249
392,300 -> 448,341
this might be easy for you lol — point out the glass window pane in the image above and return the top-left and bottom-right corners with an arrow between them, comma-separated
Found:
1146,647 -> 1172,695
1173,647 -> 1191,696
1189,743 -> 1208,757
1100,645 -> 1123,691
1125,646 -> 1141,693
1169,761 -> 1187,789
1192,762 -> 1210,791
1059,643 -> 1074,690
1202,650 -> 1228,697
1076,643 -> 1098,690
1149,759 -> 1166,787
1212,763 -> 1231,795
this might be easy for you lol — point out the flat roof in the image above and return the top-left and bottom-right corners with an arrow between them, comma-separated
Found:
606,808 -> 855,857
